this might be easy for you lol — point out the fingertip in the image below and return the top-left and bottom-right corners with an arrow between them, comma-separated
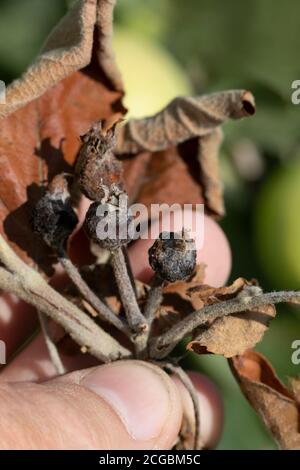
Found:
197,216 -> 231,287
173,371 -> 224,449
52,360 -> 183,449
0,293 -> 38,357
128,211 -> 231,286
0,332 -> 98,383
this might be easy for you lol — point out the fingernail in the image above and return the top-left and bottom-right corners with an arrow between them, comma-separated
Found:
81,361 -> 172,441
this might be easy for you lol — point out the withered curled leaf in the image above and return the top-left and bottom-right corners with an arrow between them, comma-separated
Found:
153,274 -> 276,358
0,0 -> 125,274
229,351 -> 300,450
117,90 -> 256,216
117,91 -> 255,154
187,279 -> 276,357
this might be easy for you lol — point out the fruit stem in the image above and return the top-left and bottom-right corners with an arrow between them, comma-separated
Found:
144,275 -> 164,324
122,246 -> 138,298
110,247 -> 148,338
58,249 -> 130,336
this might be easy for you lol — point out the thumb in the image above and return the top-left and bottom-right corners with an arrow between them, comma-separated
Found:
0,361 -> 183,450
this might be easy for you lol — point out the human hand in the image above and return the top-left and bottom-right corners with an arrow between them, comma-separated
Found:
0,209 -> 230,449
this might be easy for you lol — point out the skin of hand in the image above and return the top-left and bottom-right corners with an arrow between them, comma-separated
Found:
0,207 -> 230,450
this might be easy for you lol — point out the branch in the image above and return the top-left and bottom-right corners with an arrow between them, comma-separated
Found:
122,246 -> 138,298
58,251 -> 130,336
150,290 -> 300,359
163,362 -> 203,450
144,276 -> 164,325
110,247 -> 148,334
0,236 -> 131,362
38,311 -> 65,375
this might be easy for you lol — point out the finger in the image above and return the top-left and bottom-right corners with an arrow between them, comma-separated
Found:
0,361 -> 182,450
0,346 -> 224,449
129,210 -> 232,286
0,332 -> 98,383
0,266 -> 68,359
173,371 -> 223,449
0,294 -> 38,358
1,209 -> 231,381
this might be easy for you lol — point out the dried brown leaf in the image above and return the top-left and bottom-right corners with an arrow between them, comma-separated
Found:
117,91 -> 255,216
186,279 -> 276,357
155,274 -> 259,341
186,276 -> 254,304
189,304 -> 276,357
123,146 -> 206,213
152,265 -> 206,334
155,274 -> 276,357
289,377 -> 300,401
196,128 -> 224,216
0,0 -> 125,274
117,91 -> 255,154
229,351 -> 300,450
163,263 -> 207,310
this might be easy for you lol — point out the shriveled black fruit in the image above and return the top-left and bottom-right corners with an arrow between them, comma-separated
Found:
32,174 -> 78,250
75,120 -> 123,202
148,231 -> 197,282
84,194 -> 133,250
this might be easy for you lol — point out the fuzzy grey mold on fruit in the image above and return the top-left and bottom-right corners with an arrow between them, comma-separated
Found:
148,231 -> 197,282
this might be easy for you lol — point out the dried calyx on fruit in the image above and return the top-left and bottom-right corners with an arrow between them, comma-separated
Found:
84,187 -> 133,250
76,122 -> 148,338
32,173 -> 78,250
148,231 -> 197,282
75,120 -> 123,202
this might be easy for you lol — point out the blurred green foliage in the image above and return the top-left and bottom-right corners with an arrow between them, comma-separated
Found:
0,0 -> 67,83
1,0 -> 300,450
